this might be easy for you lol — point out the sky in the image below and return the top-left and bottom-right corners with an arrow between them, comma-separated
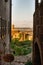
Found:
12,0 -> 35,28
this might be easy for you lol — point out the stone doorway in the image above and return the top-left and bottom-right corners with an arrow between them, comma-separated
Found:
34,43 -> 41,65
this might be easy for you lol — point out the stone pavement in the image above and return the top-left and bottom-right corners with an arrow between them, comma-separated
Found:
1,53 -> 32,65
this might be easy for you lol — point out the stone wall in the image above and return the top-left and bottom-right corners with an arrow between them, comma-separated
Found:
0,0 -> 11,65
33,0 -> 43,65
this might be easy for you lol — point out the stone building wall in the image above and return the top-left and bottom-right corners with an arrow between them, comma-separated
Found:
33,0 -> 43,65
0,0 -> 11,65
0,0 -> 11,52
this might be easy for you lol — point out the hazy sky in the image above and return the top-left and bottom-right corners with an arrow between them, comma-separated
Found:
12,0 -> 35,28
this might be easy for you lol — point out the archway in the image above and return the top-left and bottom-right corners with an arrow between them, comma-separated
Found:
34,43 -> 41,65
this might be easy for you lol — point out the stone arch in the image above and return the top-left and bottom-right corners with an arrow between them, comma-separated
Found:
33,38 -> 42,65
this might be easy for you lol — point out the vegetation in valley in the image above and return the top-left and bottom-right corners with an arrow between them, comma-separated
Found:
10,38 -> 32,56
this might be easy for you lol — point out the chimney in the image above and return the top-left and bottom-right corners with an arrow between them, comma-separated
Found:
35,0 -> 38,10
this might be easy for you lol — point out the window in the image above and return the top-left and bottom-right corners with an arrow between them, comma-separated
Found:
1,18 -> 6,39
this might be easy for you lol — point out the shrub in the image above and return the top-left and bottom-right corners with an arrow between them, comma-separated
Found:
25,61 -> 32,65
10,39 -> 32,55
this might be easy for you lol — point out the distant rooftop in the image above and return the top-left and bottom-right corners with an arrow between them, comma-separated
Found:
11,25 -> 33,32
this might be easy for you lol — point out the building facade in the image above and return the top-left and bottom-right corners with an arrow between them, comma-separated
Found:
11,25 -> 33,41
33,0 -> 43,65
0,0 -> 11,65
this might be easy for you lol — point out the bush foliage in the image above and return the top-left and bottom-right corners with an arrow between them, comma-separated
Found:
25,61 -> 32,65
10,39 -> 32,55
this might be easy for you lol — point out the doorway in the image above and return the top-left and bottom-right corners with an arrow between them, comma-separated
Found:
34,43 -> 41,65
